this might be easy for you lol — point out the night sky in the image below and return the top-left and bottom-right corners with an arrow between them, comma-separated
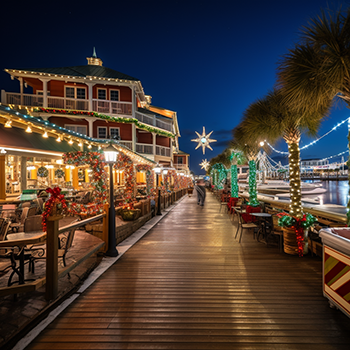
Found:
1,0 -> 349,174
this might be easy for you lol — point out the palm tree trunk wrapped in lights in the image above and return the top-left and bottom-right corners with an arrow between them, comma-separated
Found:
286,138 -> 302,218
230,164 -> 238,198
248,160 -> 259,207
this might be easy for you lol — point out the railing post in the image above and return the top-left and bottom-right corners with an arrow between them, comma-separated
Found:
46,215 -> 62,301
102,203 -> 109,253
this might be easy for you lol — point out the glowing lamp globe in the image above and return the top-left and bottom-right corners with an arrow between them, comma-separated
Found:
104,144 -> 118,163
154,164 -> 161,174
163,169 -> 168,175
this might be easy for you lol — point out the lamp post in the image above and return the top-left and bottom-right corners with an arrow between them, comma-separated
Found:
104,144 -> 119,257
154,164 -> 162,215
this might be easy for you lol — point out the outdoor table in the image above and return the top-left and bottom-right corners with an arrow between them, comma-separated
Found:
252,212 -> 272,242
1,231 -> 46,285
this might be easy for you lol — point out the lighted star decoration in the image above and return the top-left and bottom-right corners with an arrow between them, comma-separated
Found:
199,159 -> 210,171
191,127 -> 217,154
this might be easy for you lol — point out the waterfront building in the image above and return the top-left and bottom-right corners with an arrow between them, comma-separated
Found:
0,50 -> 190,198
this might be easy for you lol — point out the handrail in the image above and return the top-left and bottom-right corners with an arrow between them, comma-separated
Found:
58,213 -> 105,234
241,192 -> 347,224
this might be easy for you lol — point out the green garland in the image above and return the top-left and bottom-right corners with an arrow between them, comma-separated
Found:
37,166 -> 49,178
34,107 -> 175,139
248,160 -> 259,207
231,164 -> 238,198
210,163 -> 227,190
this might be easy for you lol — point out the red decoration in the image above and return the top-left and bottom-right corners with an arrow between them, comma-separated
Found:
42,187 -> 67,232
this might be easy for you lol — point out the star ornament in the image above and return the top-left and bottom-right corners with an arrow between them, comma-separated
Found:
199,159 -> 210,171
191,127 -> 217,154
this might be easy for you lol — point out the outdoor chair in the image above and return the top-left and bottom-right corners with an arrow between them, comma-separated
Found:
235,211 -> 258,243
24,215 -> 43,233
33,219 -> 80,278
0,219 -> 10,242
266,214 -> 284,253
9,207 -> 29,233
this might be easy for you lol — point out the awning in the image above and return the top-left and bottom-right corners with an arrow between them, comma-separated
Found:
0,125 -> 82,159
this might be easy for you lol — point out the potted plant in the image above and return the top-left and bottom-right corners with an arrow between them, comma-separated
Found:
277,212 -> 317,256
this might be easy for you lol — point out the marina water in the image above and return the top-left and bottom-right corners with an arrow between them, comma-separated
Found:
304,180 -> 349,206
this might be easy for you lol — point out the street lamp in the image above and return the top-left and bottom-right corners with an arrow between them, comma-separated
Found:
104,144 -> 119,257
154,164 -> 162,215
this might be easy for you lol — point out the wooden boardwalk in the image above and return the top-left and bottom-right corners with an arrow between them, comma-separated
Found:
26,193 -> 350,350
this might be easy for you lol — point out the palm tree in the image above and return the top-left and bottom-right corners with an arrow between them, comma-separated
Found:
240,89 -> 330,218
278,8 -> 350,112
230,149 -> 246,198
232,127 -> 260,207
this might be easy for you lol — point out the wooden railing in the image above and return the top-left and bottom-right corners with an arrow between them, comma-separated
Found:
156,145 -> 171,157
136,143 -> 153,155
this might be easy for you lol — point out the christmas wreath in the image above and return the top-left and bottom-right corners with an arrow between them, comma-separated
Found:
37,166 -> 49,178
55,168 -> 65,178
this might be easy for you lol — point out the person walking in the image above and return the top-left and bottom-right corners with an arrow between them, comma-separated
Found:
195,179 -> 206,206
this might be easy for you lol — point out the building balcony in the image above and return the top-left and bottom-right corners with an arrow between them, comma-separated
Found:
173,164 -> 188,171
2,91 -> 173,133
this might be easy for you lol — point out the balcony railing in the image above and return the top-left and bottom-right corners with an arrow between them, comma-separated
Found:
135,111 -> 172,132
92,100 -> 132,115
3,92 -> 173,134
156,145 -> 171,157
173,164 -> 188,170
136,143 -> 153,155
119,141 -> 133,150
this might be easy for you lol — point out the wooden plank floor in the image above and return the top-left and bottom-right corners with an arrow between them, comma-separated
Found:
26,193 -> 350,350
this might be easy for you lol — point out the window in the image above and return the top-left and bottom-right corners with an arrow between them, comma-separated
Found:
37,90 -> 51,96
65,125 -> 87,136
65,86 -> 86,99
97,89 -> 107,100
110,90 -> 119,101
177,157 -> 183,164
110,127 -> 120,140
77,88 -> 86,99
98,127 -> 107,139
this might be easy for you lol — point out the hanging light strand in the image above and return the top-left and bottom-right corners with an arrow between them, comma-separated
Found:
265,116 -> 350,154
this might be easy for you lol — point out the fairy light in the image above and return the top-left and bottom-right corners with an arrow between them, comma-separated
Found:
25,125 -> 32,133
266,116 -> 350,154
5,120 -> 12,128
319,150 -> 349,162
42,131 -> 48,138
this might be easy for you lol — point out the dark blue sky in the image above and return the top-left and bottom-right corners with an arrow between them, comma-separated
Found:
1,0 -> 349,174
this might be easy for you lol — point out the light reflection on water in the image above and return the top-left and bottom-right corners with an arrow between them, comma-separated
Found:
303,180 -> 349,206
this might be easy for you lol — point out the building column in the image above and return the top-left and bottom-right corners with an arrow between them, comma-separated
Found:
87,83 -> 94,111
170,140 -> 173,166
0,155 -> 6,200
72,168 -> 79,190
19,77 -> 24,105
20,156 -> 27,193
132,124 -> 136,152
39,78 -> 50,108
152,132 -> 157,157
87,118 -> 95,138
131,85 -> 135,119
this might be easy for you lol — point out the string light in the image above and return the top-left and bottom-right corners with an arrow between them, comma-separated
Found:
266,116 -> 350,154
68,139 -> 73,145
42,131 -> 48,138
25,125 -> 32,133
56,136 -> 61,142
5,120 -> 12,128
319,150 -> 349,162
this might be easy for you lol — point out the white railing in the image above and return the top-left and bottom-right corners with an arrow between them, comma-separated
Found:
156,119 -> 172,132
92,100 -> 132,115
173,164 -> 188,171
119,141 -> 133,150
48,96 -> 89,111
135,111 -> 154,125
4,92 -> 173,133
6,92 -> 44,107
156,145 -> 171,157
136,143 -> 153,155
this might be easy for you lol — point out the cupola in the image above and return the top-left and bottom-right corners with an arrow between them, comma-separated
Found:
86,47 -> 103,66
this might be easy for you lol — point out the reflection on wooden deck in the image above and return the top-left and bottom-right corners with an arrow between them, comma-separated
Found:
27,193 -> 350,349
